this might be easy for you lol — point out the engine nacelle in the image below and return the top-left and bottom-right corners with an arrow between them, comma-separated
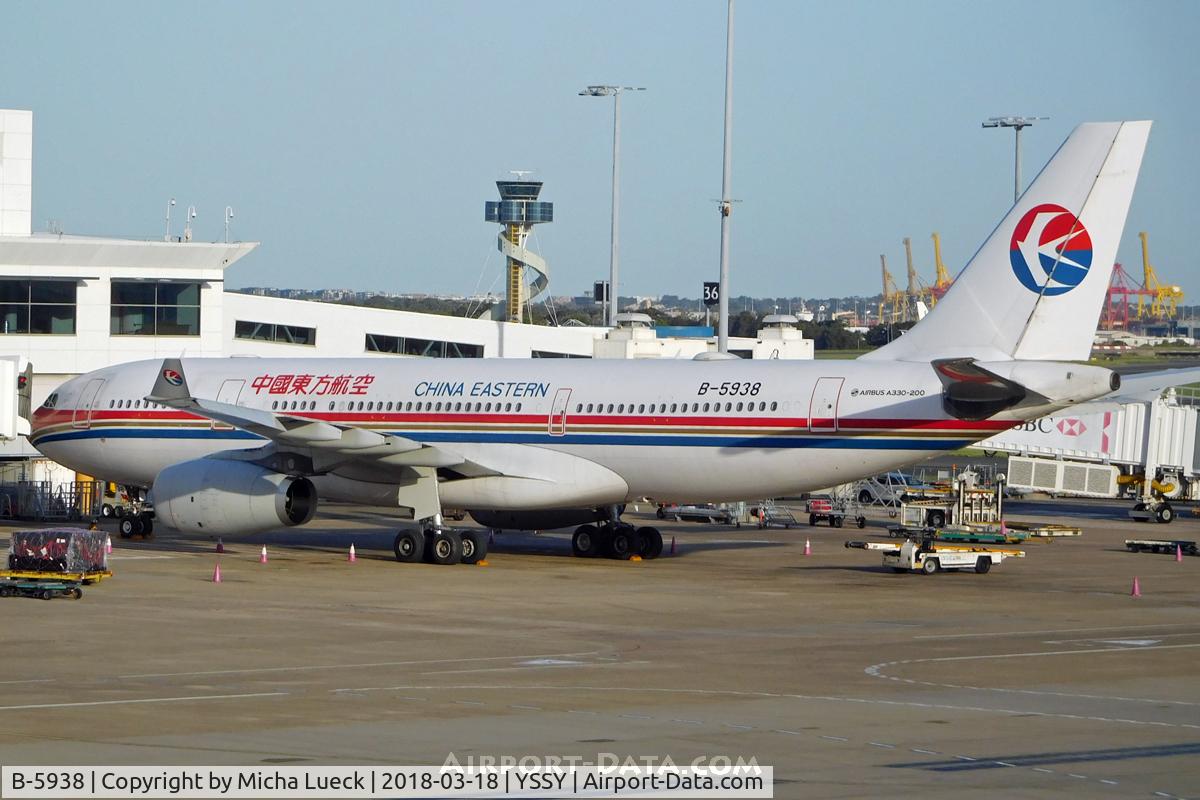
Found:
151,459 -> 317,535
469,508 -> 608,532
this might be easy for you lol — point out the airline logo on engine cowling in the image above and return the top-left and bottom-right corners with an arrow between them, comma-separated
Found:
1009,203 -> 1093,296
162,369 -> 184,387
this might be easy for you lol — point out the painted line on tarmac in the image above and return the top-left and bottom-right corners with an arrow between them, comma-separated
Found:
866,646 -> 1200,707
0,692 -> 289,711
120,650 -> 606,679
107,554 -> 175,560
913,623 -> 1200,640
0,678 -> 55,685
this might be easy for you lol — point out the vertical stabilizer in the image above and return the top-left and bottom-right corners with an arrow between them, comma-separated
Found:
864,121 -> 1150,362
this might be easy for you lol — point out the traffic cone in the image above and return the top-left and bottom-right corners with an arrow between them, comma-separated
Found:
348,543 -> 357,563
259,545 -> 268,564
669,536 -> 676,555
1176,544 -> 1183,563
1131,576 -> 1141,598
105,534 -> 112,555
804,539 -> 812,556
215,538 -> 224,554
212,561 -> 222,583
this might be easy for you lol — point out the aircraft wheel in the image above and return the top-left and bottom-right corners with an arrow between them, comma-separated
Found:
118,517 -> 137,538
393,530 -> 424,563
459,530 -> 487,564
608,528 -> 633,560
139,514 -> 153,536
427,530 -> 462,565
637,527 -> 663,559
572,525 -> 600,558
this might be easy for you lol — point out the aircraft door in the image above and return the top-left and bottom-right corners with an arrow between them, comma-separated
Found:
548,388 -> 572,436
212,380 -> 245,430
72,379 -> 105,429
808,377 -> 844,433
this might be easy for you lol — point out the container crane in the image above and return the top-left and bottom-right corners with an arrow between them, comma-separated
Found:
1137,231 -> 1184,320
931,232 -> 954,300
903,237 -> 934,319
1102,263 -> 1152,329
878,254 -> 906,324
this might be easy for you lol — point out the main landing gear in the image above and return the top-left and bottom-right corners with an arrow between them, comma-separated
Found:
393,525 -> 488,566
117,512 -> 155,538
571,521 -> 664,560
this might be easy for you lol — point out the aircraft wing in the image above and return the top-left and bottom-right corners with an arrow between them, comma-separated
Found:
1058,366 -> 1200,415
146,358 -> 486,473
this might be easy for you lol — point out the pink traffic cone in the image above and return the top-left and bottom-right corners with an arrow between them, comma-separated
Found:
804,539 -> 812,556
669,536 -> 676,555
1131,576 -> 1141,598
259,545 -> 268,564
216,538 -> 224,554
1176,544 -> 1183,563
105,534 -> 113,555
348,543 -> 357,563
212,561 -> 222,583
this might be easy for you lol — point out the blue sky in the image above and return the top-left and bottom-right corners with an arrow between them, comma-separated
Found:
3,0 -> 1197,301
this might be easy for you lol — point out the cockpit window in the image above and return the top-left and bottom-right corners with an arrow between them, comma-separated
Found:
41,393 -> 57,409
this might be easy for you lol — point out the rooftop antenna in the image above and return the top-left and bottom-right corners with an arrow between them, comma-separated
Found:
184,205 -> 197,242
509,170 -> 534,181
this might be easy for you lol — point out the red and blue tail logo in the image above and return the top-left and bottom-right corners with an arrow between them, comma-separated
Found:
162,369 -> 184,387
1009,204 -> 1093,295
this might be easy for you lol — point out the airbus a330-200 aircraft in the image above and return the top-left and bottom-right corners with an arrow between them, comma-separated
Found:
29,121 -> 1155,565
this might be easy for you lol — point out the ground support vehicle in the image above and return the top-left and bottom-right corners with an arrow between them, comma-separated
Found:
0,575 -> 84,600
756,501 -> 799,529
845,537 -> 1024,574
806,496 -> 865,529
1125,538 -> 1198,556
1129,500 -> 1179,525
657,503 -> 739,526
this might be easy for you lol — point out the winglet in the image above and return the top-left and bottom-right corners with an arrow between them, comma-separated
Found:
148,358 -> 192,405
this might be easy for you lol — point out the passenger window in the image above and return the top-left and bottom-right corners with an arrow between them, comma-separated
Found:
586,403 -> 593,412
618,404 -> 625,413
736,402 -> 743,412
692,403 -> 699,412
607,404 -> 614,413
770,401 -> 778,411
670,403 -> 677,413
515,403 -> 522,412
638,404 -> 646,413
505,403 -> 512,412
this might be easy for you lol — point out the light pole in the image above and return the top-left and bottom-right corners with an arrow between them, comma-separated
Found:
580,84 -> 645,326
164,197 -> 176,241
225,206 -> 234,243
982,116 -> 1048,204
716,0 -> 734,352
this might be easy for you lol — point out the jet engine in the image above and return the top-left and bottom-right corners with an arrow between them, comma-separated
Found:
468,508 -> 608,532
151,459 -> 317,535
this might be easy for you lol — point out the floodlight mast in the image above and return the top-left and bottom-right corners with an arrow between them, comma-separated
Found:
580,85 -> 645,326
982,115 -> 1048,204
717,0 -> 734,352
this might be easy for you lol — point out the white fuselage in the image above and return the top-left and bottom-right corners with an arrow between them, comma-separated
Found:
32,357 -> 1031,508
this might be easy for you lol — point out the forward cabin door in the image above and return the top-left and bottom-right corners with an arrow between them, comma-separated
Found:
548,388 -> 572,436
72,379 -> 105,429
212,380 -> 245,430
808,377 -> 844,433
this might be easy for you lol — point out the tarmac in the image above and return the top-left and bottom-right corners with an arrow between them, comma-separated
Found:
1,496 -> 1198,799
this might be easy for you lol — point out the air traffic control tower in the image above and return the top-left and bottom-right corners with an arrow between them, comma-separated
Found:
485,179 -> 552,323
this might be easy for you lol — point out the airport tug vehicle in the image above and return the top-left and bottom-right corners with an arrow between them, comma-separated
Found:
845,536 -> 1024,574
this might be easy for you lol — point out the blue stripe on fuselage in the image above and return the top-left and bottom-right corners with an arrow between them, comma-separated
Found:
31,426 -> 967,451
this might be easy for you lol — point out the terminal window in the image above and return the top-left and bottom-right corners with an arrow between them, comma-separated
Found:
111,281 -> 201,336
0,279 -> 78,335
365,333 -> 483,358
234,320 -> 317,346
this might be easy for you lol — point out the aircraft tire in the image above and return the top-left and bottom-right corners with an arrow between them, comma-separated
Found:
428,530 -> 462,565
139,514 -> 153,536
572,525 -> 600,558
393,530 -> 424,563
637,527 -> 663,559
119,518 -> 136,538
460,530 -> 487,564
608,528 -> 633,560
